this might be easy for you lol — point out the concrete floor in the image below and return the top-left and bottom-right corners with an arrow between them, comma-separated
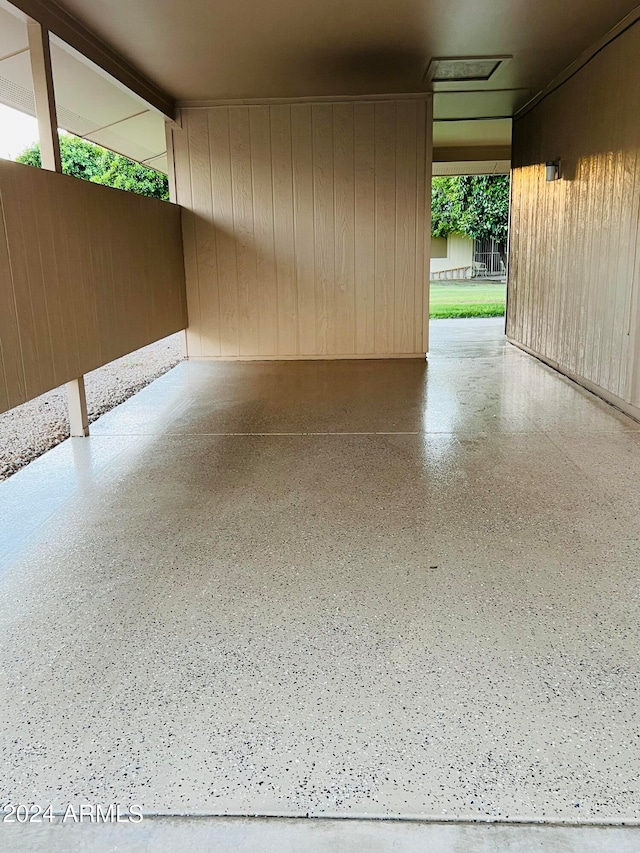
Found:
3,816 -> 640,853
1,319 -> 640,837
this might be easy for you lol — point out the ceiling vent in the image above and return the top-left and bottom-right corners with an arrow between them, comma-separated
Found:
425,56 -> 510,85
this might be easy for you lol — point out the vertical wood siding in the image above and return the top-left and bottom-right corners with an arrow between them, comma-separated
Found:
173,98 -> 431,359
507,23 -> 640,417
0,160 -> 187,414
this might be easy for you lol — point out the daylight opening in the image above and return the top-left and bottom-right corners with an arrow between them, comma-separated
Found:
429,174 -> 509,320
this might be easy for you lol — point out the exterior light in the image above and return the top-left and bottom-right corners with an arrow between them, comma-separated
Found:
546,161 -> 560,182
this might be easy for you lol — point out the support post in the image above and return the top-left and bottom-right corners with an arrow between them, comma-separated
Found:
66,378 -> 89,437
29,19 -> 90,435
27,20 -> 61,173
165,117 -> 189,359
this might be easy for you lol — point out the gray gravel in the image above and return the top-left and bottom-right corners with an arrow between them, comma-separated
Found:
0,333 -> 183,481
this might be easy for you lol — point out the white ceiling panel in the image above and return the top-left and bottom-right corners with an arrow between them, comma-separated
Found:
50,42 -> 149,129
86,110 -> 166,166
0,49 -> 35,116
0,5 -> 27,60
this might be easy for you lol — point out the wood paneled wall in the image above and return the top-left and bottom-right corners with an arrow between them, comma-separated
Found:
172,98 -> 431,359
507,23 -> 640,419
0,160 -> 187,414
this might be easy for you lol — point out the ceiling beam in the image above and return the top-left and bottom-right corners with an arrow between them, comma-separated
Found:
177,92 -> 432,108
433,145 -> 511,162
7,0 -> 175,118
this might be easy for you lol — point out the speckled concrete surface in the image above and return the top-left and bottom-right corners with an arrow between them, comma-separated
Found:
1,319 -> 639,824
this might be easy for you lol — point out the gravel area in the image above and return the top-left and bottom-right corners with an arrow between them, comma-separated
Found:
0,333 -> 183,481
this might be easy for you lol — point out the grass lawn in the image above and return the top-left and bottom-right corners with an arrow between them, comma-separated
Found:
429,280 -> 506,319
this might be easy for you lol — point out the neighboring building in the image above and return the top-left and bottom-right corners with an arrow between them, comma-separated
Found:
430,233 -> 507,280
430,233 -> 474,279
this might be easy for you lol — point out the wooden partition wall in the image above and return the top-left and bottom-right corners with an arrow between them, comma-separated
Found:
172,97 -> 432,359
0,160 -> 187,414
507,22 -> 640,420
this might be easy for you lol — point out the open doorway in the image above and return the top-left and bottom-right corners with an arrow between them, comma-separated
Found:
429,175 -> 509,321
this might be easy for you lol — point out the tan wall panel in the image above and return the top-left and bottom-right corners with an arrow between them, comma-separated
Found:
0,160 -> 187,414
507,23 -> 640,419
173,98 -> 432,359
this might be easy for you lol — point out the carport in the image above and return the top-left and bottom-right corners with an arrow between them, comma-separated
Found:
1,0 -> 640,848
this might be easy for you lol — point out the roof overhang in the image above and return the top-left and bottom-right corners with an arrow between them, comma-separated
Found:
0,1 -> 170,171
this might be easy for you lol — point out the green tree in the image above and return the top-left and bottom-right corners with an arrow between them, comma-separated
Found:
92,149 -> 168,199
431,176 -> 464,238
16,133 -> 169,200
432,175 -> 509,242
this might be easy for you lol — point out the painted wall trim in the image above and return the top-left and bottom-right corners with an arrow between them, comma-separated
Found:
515,4 -> 640,119
177,92 -> 432,109
7,0 -> 175,118
507,337 -> 640,425
187,354 -> 427,362
434,115 -> 512,123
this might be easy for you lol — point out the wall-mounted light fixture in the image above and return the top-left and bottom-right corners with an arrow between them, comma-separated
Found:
546,161 -> 560,182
